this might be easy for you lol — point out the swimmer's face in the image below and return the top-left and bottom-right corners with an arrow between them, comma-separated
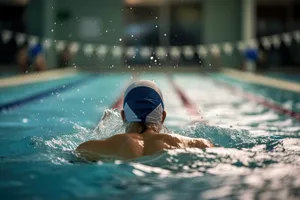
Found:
121,110 -> 167,124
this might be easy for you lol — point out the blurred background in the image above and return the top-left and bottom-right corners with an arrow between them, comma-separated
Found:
0,0 -> 300,75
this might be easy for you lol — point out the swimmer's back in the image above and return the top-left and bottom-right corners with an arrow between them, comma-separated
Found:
76,133 -> 213,161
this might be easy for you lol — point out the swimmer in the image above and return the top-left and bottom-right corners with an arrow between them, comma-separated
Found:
17,43 -> 47,73
76,80 -> 213,161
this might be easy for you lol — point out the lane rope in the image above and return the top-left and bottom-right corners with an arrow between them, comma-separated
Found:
212,78 -> 300,122
166,73 -> 206,124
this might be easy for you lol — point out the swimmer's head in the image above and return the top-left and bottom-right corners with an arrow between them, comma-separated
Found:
121,80 -> 166,133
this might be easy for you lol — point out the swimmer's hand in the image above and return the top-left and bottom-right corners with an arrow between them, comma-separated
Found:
187,138 -> 214,148
101,110 -> 110,121
94,110 -> 114,131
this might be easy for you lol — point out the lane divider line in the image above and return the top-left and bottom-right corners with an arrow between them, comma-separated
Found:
212,79 -> 300,122
166,74 -> 206,124
111,95 -> 124,110
222,68 -> 300,93
0,76 -> 97,113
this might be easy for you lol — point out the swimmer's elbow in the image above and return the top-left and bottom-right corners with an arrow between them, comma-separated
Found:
205,140 -> 214,148
76,141 -> 100,162
76,141 -> 94,152
76,142 -> 86,152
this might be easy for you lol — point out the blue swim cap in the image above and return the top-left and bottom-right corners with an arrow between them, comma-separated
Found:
123,80 -> 164,123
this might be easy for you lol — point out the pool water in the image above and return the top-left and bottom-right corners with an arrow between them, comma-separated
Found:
0,72 -> 299,200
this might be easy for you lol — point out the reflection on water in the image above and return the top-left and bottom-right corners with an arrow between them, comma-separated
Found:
1,109 -> 299,199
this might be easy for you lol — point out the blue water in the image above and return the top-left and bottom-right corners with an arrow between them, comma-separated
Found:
0,72 -> 300,200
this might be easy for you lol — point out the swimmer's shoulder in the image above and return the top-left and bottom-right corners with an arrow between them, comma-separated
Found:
111,133 -> 142,140
76,134 -> 132,151
110,133 -> 213,148
142,133 -> 186,148
105,133 -> 143,146
159,133 -> 214,148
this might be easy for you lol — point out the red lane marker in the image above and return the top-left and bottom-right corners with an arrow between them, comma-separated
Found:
111,96 -> 124,110
214,80 -> 300,121
167,74 -> 206,124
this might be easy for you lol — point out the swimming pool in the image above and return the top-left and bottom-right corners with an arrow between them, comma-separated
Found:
0,70 -> 299,199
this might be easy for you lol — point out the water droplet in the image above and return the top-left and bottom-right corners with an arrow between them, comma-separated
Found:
128,66 -> 131,68
131,35 -> 134,38
119,38 -> 122,41
155,25 -> 158,28
80,110 -> 86,115
54,22 -> 57,25
164,33 -> 167,36
22,118 -> 28,123
209,64 -> 211,66
51,29 -> 54,32
150,56 -> 154,60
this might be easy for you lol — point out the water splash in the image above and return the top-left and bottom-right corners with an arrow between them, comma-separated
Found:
2,110 -> 300,199
93,108 -> 125,139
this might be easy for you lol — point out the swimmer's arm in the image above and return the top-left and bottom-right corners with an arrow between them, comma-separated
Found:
76,139 -> 117,161
76,140 -> 106,161
187,138 -> 214,149
165,134 -> 213,149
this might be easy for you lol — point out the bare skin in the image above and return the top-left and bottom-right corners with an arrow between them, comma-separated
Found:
76,111 -> 213,161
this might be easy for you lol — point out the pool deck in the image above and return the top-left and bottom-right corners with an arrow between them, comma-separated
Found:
0,68 -> 79,88
0,66 -> 300,93
0,66 -> 217,88
221,68 -> 300,93
1,66 -> 299,121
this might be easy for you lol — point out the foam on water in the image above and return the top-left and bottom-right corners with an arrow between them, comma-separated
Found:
1,69 -> 300,200
1,108 -> 298,199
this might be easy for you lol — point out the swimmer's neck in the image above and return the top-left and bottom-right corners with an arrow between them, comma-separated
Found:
125,127 -> 159,135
